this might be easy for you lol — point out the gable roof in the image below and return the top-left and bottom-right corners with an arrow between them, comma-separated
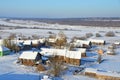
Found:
19,51 -> 39,60
23,40 -> 32,45
0,46 -> 10,51
41,48 -> 81,59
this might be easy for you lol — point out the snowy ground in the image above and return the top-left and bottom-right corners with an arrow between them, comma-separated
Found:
0,53 -> 41,80
0,19 -> 120,80
0,53 -> 97,80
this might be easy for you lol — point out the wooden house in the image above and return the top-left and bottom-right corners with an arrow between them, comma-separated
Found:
31,40 -> 40,48
114,42 -> 120,45
73,40 -> 91,48
89,39 -> 105,45
47,38 -> 57,46
41,48 -> 81,66
85,68 -> 97,77
19,51 -> 42,66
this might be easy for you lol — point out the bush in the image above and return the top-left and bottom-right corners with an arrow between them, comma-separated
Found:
36,64 -> 46,71
79,36 -> 87,40
86,33 -> 93,38
8,33 -> 16,40
105,31 -> 115,37
3,39 -> 20,52
71,36 -> 87,42
32,34 -> 39,39
49,34 -> 56,38
47,31 -> 54,34
96,33 -> 101,37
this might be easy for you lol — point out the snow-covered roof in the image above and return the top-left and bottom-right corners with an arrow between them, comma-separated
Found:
31,40 -> 39,44
75,40 -> 90,45
17,40 -> 24,43
75,48 -> 86,53
97,71 -> 120,78
67,51 -> 81,59
85,68 -> 120,77
0,46 -> 10,51
39,38 -> 45,43
48,38 -> 56,43
73,40 -> 90,46
41,48 -> 66,56
114,42 -> 120,45
23,40 -> 32,45
89,39 -> 105,43
41,48 -> 81,59
85,68 -> 97,73
41,75 -> 52,80
19,51 -> 39,60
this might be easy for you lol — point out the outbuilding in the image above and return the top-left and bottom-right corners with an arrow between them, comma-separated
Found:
0,46 -> 11,56
19,51 -> 42,66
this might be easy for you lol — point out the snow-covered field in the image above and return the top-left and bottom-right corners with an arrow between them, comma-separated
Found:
0,19 -> 120,80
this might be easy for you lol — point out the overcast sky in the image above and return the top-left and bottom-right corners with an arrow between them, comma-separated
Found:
0,0 -> 120,18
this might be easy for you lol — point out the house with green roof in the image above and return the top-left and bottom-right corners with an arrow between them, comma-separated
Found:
0,46 -> 11,56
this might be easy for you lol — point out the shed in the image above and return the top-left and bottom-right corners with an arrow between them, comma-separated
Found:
89,39 -> 105,45
74,40 -> 91,48
0,46 -> 10,56
19,51 -> 42,66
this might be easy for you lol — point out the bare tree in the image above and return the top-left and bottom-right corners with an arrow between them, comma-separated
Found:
97,54 -> 102,64
55,31 -> 67,48
8,33 -> 16,40
32,34 -> 39,39
3,39 -> 20,52
48,56 -> 64,77
105,31 -> 115,37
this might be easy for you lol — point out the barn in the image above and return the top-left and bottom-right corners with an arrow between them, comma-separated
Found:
19,51 -> 42,66
40,48 -> 82,66
0,46 -> 11,56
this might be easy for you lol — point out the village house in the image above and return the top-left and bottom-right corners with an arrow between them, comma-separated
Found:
19,51 -> 42,66
114,42 -> 120,45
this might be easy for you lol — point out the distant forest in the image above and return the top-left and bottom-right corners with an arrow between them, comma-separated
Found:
8,17 -> 120,27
